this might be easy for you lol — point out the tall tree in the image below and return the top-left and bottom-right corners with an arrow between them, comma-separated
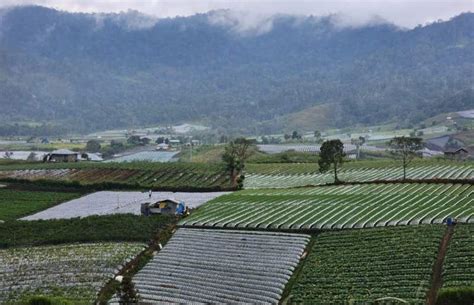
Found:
85,140 -> 101,153
222,138 -> 254,188
318,139 -> 346,183
313,130 -> 323,143
388,137 -> 424,180
351,136 -> 366,159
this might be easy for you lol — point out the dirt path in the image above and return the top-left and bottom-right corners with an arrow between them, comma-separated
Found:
426,225 -> 454,305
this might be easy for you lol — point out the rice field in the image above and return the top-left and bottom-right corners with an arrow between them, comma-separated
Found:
133,228 -> 309,304
245,164 -> 473,188
180,183 -> 474,230
22,191 -> 230,220
0,242 -> 145,303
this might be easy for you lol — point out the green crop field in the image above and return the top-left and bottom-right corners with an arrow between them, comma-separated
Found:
180,183 -> 473,230
0,214 -> 175,248
289,225 -> 444,304
442,224 -> 474,288
0,189 -> 80,222
0,162 -> 233,191
245,163 -> 473,188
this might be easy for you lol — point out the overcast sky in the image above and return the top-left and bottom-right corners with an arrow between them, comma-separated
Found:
0,0 -> 472,28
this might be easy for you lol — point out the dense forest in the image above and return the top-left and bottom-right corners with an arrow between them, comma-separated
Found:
0,6 -> 473,135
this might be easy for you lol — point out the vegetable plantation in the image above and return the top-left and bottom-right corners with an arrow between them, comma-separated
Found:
0,214 -> 175,248
289,225 -> 444,304
0,189 -> 80,222
180,183 -> 474,230
0,242 -> 145,303
0,162 -> 232,191
441,224 -> 474,289
133,228 -> 310,304
245,164 -> 473,188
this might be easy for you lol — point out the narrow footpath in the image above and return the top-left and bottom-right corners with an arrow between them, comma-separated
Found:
426,225 -> 454,305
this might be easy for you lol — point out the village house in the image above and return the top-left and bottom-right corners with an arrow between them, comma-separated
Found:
444,148 -> 469,160
44,149 -> 79,162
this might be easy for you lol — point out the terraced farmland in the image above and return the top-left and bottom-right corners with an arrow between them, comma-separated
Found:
245,164 -> 473,188
180,183 -> 474,230
133,229 -> 309,304
290,225 -> 444,304
0,242 -> 145,303
0,163 -> 232,191
441,224 -> 474,289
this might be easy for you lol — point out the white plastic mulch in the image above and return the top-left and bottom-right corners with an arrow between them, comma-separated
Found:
21,191 -> 230,220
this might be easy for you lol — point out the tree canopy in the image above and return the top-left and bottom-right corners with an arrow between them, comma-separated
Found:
222,138 -> 254,188
388,137 -> 424,180
318,139 -> 346,183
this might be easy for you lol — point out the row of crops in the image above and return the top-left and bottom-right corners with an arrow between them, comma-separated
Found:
0,189 -> 80,222
289,225 -> 444,304
0,166 -> 232,191
180,183 -> 474,230
132,229 -> 310,304
442,224 -> 474,289
245,164 -> 473,188
0,242 -> 145,303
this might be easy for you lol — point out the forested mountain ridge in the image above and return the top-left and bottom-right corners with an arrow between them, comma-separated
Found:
0,6 -> 473,135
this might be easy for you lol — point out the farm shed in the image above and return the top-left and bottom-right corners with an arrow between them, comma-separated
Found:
169,139 -> 180,147
80,152 -> 103,161
156,143 -> 169,150
141,198 -> 183,216
444,147 -> 469,160
44,149 -> 78,162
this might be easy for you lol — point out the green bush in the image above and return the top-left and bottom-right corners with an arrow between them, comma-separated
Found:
27,296 -> 73,305
28,296 -> 52,305
437,287 -> 474,305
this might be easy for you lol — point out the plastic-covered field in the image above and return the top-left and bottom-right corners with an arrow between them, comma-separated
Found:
133,228 -> 310,304
180,183 -> 474,230
290,225 -> 444,304
245,164 -> 474,188
106,151 -> 178,163
22,191 -> 230,220
0,242 -> 144,303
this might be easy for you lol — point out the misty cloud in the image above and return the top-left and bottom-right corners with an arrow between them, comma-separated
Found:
0,0 -> 472,32
92,10 -> 159,31
208,10 -> 276,35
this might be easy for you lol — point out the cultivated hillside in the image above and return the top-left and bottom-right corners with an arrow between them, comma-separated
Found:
0,6 -> 473,135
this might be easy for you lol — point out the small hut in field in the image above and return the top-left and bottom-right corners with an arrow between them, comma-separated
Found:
44,149 -> 78,162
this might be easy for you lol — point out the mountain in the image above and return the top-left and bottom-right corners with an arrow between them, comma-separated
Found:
0,6 -> 473,135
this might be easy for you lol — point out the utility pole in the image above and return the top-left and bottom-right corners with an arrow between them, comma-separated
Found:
189,136 -> 193,162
